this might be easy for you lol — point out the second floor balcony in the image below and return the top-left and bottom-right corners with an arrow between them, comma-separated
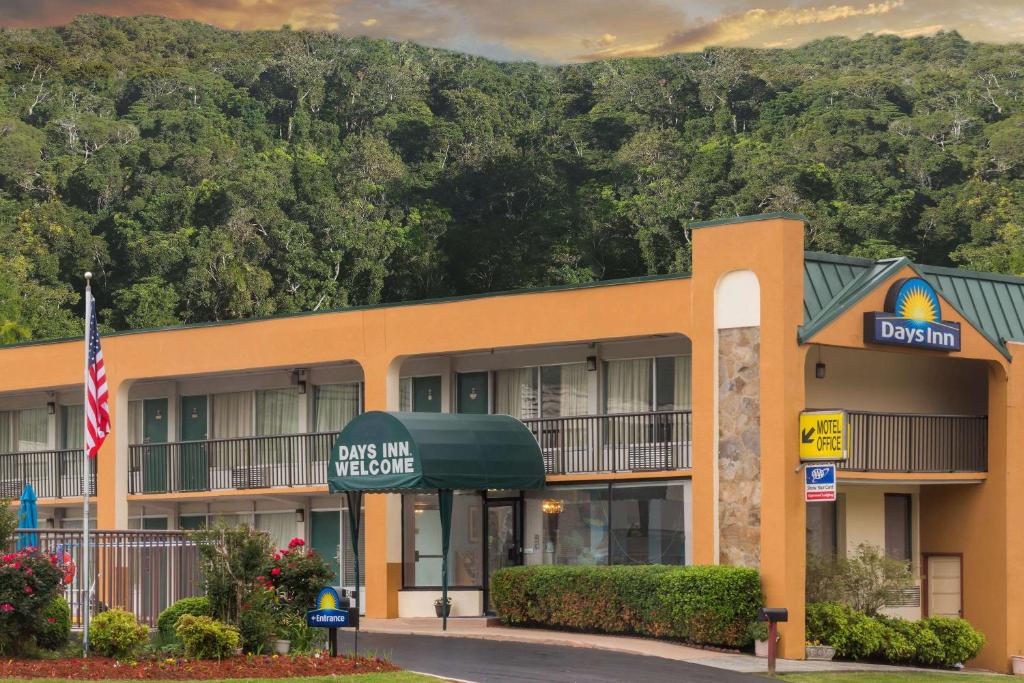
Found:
0,449 -> 97,499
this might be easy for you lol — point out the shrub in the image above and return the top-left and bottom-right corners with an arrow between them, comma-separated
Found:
175,614 -> 240,660
268,537 -> 334,616
490,564 -> 761,649
37,596 -> 72,650
922,616 -> 985,667
805,602 -> 886,660
0,549 -> 66,655
806,544 -> 915,616
157,596 -> 211,643
238,584 -> 277,654
89,608 -> 149,660
192,522 -> 274,624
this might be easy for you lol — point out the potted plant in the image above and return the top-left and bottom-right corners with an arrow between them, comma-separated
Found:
1012,654 -> 1024,675
434,596 -> 452,618
747,622 -> 771,658
805,640 -> 836,661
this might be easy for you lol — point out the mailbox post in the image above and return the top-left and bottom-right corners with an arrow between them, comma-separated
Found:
758,607 -> 788,675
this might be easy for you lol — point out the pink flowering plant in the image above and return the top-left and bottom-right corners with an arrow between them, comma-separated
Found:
0,548 -> 64,655
266,537 -> 334,617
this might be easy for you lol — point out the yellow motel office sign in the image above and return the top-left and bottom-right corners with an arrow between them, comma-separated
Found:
799,410 -> 848,462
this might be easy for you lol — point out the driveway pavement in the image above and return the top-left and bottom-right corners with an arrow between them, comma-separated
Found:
336,631 -> 761,683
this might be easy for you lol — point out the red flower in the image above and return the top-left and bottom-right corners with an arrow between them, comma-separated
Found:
47,617 -> 56,623
272,553 -> 282,561
271,567 -> 282,577
288,537 -> 305,549
0,604 -> 13,613
23,585 -> 33,594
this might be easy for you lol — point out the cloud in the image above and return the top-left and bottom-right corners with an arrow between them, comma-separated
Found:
0,0 -> 1021,62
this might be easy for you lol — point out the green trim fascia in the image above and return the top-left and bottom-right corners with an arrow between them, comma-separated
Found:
1,271 -> 692,350
688,211 -> 809,230
804,251 -> 875,267
799,257 -> 910,344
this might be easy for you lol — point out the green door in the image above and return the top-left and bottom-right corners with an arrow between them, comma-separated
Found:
458,372 -> 489,414
310,510 -> 340,584
412,376 -> 442,413
180,395 -> 209,491
143,398 -> 168,493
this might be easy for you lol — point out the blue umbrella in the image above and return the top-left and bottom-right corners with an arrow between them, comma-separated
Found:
17,483 -> 38,550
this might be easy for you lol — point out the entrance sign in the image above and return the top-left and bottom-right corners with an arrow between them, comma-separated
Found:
805,464 -> 837,502
306,587 -> 353,628
864,277 -> 961,351
799,410 -> 848,462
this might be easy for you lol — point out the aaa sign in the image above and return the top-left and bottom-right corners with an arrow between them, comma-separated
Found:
799,410 -> 848,462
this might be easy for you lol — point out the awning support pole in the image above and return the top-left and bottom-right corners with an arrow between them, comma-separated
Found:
438,488 -> 453,632
344,490 -> 363,658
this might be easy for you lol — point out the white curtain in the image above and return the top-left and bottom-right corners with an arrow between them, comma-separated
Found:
495,368 -> 538,419
314,383 -> 360,432
256,512 -> 296,551
605,359 -> 652,413
212,392 -> 254,438
0,412 -> 13,452
674,356 -> 692,410
256,388 -> 299,436
17,408 -> 47,452
399,378 -> 412,411
128,400 -> 144,444
62,405 -> 85,450
559,364 -> 589,417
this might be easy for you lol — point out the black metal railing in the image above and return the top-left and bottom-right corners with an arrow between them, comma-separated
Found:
128,431 -> 339,494
10,529 -> 201,627
0,449 -> 96,499
842,412 -> 987,473
521,410 -> 692,474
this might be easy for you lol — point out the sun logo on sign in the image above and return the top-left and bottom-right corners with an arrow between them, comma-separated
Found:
316,587 -> 340,611
894,279 -> 940,325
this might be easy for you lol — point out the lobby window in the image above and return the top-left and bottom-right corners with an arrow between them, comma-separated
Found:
884,493 -> 913,563
313,383 -> 361,432
806,501 -> 838,558
604,356 -> 692,414
402,491 -> 482,587
494,364 -> 588,420
528,485 -> 609,565
609,482 -> 686,565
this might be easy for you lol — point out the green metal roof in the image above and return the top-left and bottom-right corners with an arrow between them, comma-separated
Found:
689,211 -> 809,230
801,251 -> 1024,360
327,411 -> 546,493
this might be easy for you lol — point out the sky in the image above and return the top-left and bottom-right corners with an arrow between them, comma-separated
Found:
0,0 -> 1022,62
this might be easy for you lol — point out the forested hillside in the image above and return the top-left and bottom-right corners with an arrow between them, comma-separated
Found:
0,15 -> 1021,342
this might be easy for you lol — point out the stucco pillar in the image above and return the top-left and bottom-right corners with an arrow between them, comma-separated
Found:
97,377 -> 129,529
361,356 -> 403,618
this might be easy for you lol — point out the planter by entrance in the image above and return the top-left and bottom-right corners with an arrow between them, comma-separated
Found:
434,601 -> 452,618
273,640 -> 291,655
1011,655 -> 1024,675
806,644 -> 836,661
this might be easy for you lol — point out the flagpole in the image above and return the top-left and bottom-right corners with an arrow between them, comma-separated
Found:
82,272 -> 92,657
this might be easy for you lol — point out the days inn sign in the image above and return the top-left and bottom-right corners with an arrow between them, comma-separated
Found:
864,277 -> 961,352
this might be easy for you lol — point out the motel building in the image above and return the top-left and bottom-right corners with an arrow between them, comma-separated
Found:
2,213 -> 1024,670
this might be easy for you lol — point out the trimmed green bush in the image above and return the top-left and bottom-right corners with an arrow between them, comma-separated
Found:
157,596 -> 211,643
89,609 -> 149,660
490,564 -> 762,648
36,596 -> 72,650
175,614 -> 240,660
807,602 -> 985,667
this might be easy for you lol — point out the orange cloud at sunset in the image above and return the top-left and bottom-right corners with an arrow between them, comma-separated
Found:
0,0 -> 1021,61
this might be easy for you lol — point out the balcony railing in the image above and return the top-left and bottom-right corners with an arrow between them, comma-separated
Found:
127,432 -> 340,494
842,412 -> 987,473
0,449 -> 96,499
521,410 -> 692,474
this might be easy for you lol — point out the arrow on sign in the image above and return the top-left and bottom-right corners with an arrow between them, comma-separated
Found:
801,427 -> 815,444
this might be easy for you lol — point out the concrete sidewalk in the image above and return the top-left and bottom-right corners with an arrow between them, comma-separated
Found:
358,617 -> 991,675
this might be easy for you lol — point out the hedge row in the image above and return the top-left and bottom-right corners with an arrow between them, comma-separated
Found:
490,564 -> 762,648
806,602 -> 985,667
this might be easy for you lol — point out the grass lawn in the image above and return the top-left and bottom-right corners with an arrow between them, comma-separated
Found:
6,674 -> 439,683
780,673 -> 1007,682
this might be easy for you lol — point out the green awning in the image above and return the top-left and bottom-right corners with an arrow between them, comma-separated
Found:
327,411 -> 546,493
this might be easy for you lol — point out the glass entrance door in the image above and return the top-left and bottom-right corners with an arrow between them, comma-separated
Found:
485,500 -> 521,611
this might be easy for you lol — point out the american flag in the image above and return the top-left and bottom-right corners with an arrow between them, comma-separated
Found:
85,291 -> 110,458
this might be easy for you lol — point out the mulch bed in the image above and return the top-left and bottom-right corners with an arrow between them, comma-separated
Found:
0,654 -> 399,680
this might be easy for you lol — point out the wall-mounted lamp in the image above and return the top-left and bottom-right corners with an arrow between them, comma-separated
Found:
815,347 -> 826,379
295,509 -> 305,523
292,368 -> 308,394
46,401 -> 56,415
586,355 -> 598,372
297,380 -> 307,395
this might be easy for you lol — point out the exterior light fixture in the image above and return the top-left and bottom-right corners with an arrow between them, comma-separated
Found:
47,401 -> 56,415
586,355 -> 598,372
541,499 -> 564,515
297,380 -> 307,395
815,362 -> 827,380
295,509 -> 305,523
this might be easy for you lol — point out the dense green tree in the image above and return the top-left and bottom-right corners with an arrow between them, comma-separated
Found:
0,17 -> 1021,341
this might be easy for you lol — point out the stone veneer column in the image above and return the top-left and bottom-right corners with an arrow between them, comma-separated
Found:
717,326 -> 761,567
